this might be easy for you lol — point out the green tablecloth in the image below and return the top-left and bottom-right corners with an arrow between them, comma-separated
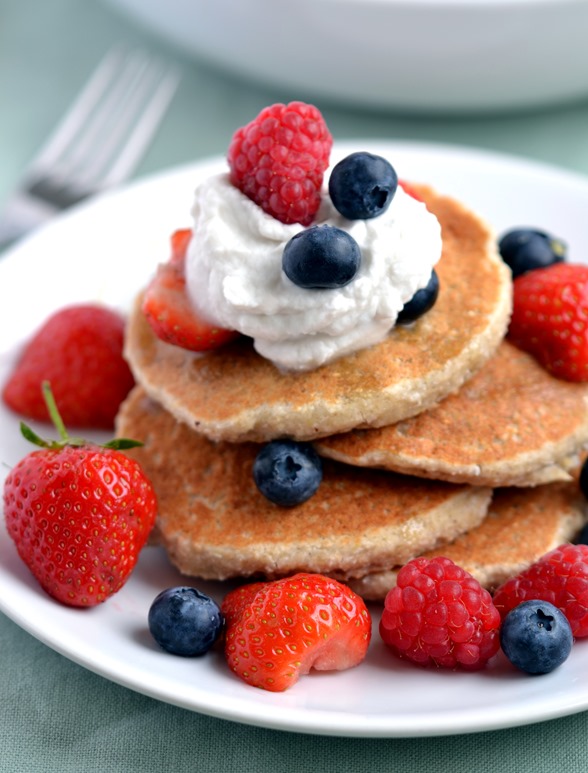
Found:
3,1 -> 588,770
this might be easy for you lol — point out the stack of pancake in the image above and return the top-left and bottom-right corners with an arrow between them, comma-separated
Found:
117,185 -> 588,600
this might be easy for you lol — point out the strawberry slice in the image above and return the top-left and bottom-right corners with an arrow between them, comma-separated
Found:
221,573 -> 372,692
398,179 -> 424,202
169,227 -> 193,263
142,229 -> 239,352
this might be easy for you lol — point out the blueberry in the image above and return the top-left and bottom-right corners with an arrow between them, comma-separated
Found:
499,599 -> 573,675
576,459 -> 588,544
329,152 -> 398,220
148,587 -> 224,657
579,456 -> 588,501
498,228 -> 566,278
283,225 -> 360,289
253,439 -> 323,506
576,523 -> 588,546
396,270 -> 440,325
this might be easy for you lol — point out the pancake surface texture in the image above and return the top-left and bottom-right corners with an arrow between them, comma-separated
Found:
125,185 -> 512,442
317,341 -> 588,487
116,387 -> 492,582
350,482 -> 588,600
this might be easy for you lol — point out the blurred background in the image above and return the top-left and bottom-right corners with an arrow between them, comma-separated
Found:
3,0 -> 588,215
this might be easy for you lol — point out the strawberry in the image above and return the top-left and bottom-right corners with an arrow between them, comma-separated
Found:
3,382 -> 157,607
398,180 -> 424,202
221,580 -> 267,628
142,228 -> 239,352
508,262 -> 588,382
169,227 -> 193,262
227,102 -> 333,226
221,573 -> 371,692
2,304 -> 135,429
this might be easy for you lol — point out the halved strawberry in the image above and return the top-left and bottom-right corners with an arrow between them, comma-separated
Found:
221,573 -> 372,692
142,229 -> 239,352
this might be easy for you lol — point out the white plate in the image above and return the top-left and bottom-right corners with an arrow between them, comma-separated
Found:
2,141 -> 588,738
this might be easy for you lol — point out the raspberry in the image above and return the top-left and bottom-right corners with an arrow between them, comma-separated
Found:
379,556 -> 501,669
227,101 -> 332,226
493,544 -> 588,637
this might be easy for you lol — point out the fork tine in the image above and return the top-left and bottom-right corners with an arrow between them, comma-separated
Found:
31,49 -> 179,191
99,64 -> 180,188
0,48 -> 178,250
74,54 -> 180,189
32,48 -> 127,170
58,51 -> 153,176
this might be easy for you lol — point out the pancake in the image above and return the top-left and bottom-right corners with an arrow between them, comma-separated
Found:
316,341 -> 588,487
124,185 -> 512,443
116,386 -> 492,582
349,482 -> 588,600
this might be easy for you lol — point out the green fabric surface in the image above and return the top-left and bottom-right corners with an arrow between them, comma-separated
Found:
3,1 -> 588,771
3,607 -> 588,773
4,607 -> 588,773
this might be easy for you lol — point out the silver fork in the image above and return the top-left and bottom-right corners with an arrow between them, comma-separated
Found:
0,47 -> 180,250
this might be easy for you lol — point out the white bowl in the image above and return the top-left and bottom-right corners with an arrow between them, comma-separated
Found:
107,0 -> 588,113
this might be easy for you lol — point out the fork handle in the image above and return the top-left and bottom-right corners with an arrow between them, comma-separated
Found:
0,192 -> 57,252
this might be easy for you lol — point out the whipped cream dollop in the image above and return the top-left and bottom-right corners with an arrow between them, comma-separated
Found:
185,172 -> 442,371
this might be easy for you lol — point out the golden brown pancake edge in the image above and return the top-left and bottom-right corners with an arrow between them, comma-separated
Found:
116,386 -> 492,582
316,341 -> 588,487
348,482 -> 588,600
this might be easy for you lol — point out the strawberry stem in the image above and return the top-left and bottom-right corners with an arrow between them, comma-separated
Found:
42,380 -> 69,442
18,381 -> 143,451
19,421 -> 52,448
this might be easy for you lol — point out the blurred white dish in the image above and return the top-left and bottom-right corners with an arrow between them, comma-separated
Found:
106,0 -> 588,113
